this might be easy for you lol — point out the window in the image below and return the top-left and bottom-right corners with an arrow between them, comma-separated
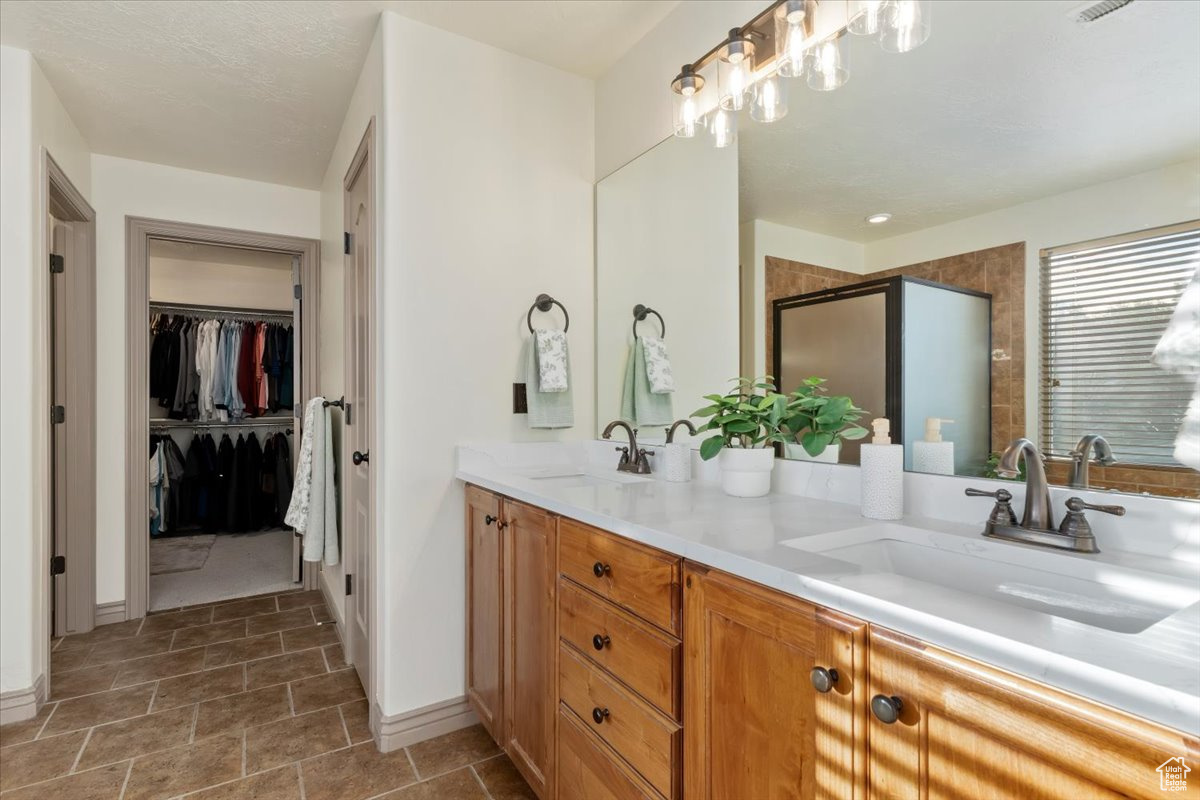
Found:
1041,222 -> 1199,467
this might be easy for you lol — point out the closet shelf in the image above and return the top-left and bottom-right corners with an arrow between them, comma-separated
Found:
149,300 -> 293,323
150,418 -> 293,430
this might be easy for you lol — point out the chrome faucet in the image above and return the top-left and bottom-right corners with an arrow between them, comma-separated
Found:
1068,434 -> 1115,489
602,420 -> 653,474
997,437 -> 1054,530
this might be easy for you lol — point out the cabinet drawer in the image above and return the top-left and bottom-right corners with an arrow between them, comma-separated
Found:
559,643 -> 680,799
559,519 -> 680,635
559,578 -> 680,719
557,704 -> 664,800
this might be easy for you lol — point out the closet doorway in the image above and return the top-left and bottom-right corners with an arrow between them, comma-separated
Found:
125,218 -> 321,619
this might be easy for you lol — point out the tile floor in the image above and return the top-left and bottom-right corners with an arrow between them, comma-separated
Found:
0,589 -> 535,800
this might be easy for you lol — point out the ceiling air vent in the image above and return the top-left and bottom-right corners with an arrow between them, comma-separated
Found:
1073,0 -> 1134,24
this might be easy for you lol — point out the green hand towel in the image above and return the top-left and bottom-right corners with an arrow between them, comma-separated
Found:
620,339 -> 674,427
524,337 -> 574,429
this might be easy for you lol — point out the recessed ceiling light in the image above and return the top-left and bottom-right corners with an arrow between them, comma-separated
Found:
866,213 -> 892,224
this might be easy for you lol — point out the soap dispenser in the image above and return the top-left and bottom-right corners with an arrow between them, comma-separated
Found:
860,418 -> 904,520
912,417 -> 955,475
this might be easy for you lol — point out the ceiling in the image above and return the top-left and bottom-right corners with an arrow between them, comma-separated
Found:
738,0 -> 1200,242
0,0 -> 678,188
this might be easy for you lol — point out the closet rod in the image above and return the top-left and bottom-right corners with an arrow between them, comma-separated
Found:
149,301 -> 293,322
149,419 -> 294,429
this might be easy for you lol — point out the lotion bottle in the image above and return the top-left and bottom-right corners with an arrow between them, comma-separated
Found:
860,418 -> 904,520
912,417 -> 955,476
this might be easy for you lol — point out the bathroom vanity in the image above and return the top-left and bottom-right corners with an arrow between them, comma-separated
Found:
458,445 -> 1199,800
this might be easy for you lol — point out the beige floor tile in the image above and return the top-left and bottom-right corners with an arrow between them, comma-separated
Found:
473,754 -> 539,800
244,707 -> 348,774
113,646 -> 206,687
0,730 -> 88,792
53,619 -> 144,651
379,768 -> 486,799
322,644 -> 347,670
274,590 -> 324,611
194,684 -> 291,738
312,605 -> 334,623
76,704 -> 195,770
279,624 -> 339,653
338,700 -> 371,745
85,633 -> 173,666
299,741 -> 417,800
41,684 -> 155,736
246,608 -> 316,637
48,664 -> 118,701
246,650 -> 327,690
153,664 -> 245,711
211,596 -> 279,622
0,760 -> 129,800
0,703 -> 55,748
50,645 -> 92,674
171,619 -> 249,650
289,669 -> 364,715
182,764 -> 301,800
406,725 -> 500,780
137,606 -> 215,636
204,633 -> 283,668
122,732 -> 243,800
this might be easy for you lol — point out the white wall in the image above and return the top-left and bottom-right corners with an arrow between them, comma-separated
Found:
91,155 -> 321,606
375,12 -> 594,720
0,47 -> 92,701
317,22 -> 383,631
148,254 -> 294,310
596,135 -> 739,437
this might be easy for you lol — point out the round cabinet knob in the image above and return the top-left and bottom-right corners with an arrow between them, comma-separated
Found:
592,634 -> 611,651
810,666 -> 839,693
592,562 -> 611,578
871,694 -> 903,724
591,707 -> 610,724
352,450 -> 369,466
484,515 -> 497,526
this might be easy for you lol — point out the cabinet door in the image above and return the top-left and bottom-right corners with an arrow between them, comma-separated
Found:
465,486 -> 503,742
683,564 -> 866,800
504,499 -> 557,799
867,627 -> 1200,800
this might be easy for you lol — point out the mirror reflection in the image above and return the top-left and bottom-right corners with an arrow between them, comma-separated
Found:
595,0 -> 1200,499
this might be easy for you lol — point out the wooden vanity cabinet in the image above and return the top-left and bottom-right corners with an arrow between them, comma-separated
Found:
866,627 -> 1200,800
682,563 -> 868,800
465,486 -> 504,740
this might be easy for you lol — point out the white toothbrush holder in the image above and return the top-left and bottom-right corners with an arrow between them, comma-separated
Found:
662,443 -> 692,483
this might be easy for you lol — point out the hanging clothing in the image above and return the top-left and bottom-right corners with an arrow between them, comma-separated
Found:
286,397 -> 339,565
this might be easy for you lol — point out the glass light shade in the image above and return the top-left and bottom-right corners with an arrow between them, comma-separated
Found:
750,73 -> 788,123
671,65 -> 705,138
879,0 -> 931,53
848,0 -> 884,36
807,35 -> 849,92
709,106 -> 737,149
773,0 -> 811,78
717,28 -> 756,111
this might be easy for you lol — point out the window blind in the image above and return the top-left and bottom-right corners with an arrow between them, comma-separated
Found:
1041,222 -> 1199,467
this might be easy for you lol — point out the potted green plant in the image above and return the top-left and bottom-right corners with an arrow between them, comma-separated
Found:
693,377 -> 795,497
780,377 -> 870,462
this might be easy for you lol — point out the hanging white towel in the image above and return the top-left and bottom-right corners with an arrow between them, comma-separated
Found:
640,334 -> 675,394
534,329 -> 569,392
286,397 -> 340,565
1152,265 -> 1200,468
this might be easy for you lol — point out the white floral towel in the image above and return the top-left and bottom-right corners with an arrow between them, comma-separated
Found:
641,335 -> 675,394
534,329 -> 569,392
286,397 -> 340,565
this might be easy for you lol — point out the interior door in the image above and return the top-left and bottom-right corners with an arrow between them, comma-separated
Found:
50,218 -> 70,637
343,123 -> 374,694
290,254 -> 303,584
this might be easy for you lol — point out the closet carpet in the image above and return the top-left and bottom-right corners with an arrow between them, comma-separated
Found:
0,589 -> 536,800
149,531 -> 297,612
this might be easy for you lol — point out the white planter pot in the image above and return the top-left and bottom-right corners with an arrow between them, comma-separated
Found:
718,447 -> 776,498
784,442 -> 841,464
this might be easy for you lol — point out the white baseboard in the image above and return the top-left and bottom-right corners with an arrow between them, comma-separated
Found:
95,600 -> 126,627
373,695 -> 479,753
0,672 -> 47,726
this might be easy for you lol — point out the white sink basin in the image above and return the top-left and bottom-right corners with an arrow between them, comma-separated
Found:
515,467 -> 651,488
783,524 -> 1199,634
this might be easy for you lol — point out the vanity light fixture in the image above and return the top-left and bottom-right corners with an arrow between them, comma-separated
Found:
774,0 -> 813,77
848,0 -> 884,35
718,28 -> 757,111
671,64 -> 706,138
807,32 -> 850,92
709,105 -> 738,149
866,212 -> 892,224
751,72 -> 788,123
879,0 -> 931,54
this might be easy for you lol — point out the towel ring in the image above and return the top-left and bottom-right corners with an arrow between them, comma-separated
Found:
527,293 -> 569,333
632,304 -> 665,338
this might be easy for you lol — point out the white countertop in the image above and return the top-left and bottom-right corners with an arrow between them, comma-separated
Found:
457,442 -> 1200,735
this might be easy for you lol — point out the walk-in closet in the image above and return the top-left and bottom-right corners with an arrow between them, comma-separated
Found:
146,240 -> 302,610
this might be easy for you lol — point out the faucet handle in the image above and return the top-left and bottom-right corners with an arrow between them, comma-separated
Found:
965,487 -> 1018,527
965,487 -> 1013,502
1064,497 -> 1125,516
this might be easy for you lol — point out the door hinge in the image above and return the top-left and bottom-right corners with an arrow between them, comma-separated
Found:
345,574 -> 353,596
50,555 -> 66,576
293,284 -> 303,300
343,232 -> 352,255
49,253 -> 64,274
345,402 -> 353,426
51,405 -> 66,424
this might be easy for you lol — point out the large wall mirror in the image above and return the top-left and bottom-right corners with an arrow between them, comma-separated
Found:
595,0 -> 1200,500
